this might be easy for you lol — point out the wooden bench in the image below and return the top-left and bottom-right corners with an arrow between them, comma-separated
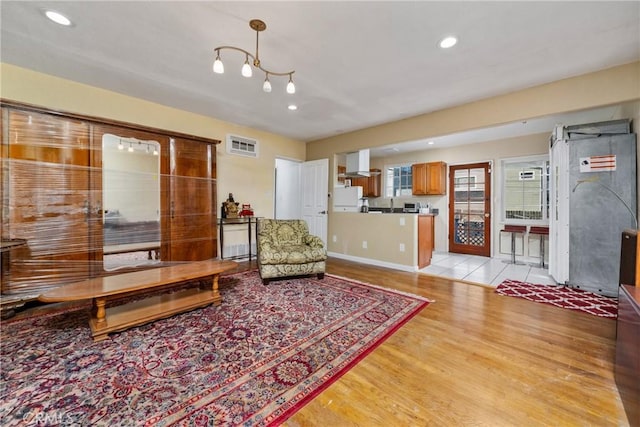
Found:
39,259 -> 238,341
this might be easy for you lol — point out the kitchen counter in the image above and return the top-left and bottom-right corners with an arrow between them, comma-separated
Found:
327,212 -> 434,271
367,207 -> 438,214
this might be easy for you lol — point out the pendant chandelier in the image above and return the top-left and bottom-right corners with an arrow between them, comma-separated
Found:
213,19 -> 295,94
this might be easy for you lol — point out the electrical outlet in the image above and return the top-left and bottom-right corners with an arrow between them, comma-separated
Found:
399,243 -> 405,252
332,235 -> 337,242
362,241 -> 367,249
399,217 -> 405,226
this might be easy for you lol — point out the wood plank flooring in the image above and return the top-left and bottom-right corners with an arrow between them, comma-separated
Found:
285,258 -> 627,427
7,257 -> 628,426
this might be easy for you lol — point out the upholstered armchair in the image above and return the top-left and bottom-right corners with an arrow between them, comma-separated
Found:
256,219 -> 326,284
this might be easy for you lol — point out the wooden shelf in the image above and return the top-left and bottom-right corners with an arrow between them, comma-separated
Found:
89,287 -> 218,340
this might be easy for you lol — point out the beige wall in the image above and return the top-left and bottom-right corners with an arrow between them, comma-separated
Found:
307,61 -> 640,159
311,61 -> 640,258
0,63 -> 306,220
329,212 -> 418,270
3,61 -> 638,263
368,132 -> 549,253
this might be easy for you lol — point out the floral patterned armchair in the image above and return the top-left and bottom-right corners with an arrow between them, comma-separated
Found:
256,219 -> 326,285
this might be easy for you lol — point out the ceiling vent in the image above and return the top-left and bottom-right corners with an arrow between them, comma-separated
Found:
227,134 -> 258,158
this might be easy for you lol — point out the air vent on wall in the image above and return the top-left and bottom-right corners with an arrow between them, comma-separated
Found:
226,134 -> 258,158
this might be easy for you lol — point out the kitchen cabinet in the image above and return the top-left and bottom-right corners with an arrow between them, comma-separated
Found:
351,169 -> 381,198
418,215 -> 435,268
337,165 -> 346,185
412,162 -> 447,195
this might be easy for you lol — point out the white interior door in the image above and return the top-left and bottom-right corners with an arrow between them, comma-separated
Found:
274,158 -> 302,219
301,159 -> 329,245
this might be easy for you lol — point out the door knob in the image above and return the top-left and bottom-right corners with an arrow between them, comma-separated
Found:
319,210 -> 327,215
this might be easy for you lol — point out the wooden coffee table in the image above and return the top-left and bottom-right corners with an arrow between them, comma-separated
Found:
39,259 -> 238,341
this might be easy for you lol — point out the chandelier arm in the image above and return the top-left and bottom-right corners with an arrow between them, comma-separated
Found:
215,46 -> 255,61
256,66 -> 294,77
215,46 -> 294,77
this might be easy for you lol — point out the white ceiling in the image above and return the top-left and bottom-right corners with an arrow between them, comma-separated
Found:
1,1 -> 639,147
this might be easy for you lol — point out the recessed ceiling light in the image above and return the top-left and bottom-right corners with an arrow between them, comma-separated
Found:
439,36 -> 457,49
45,10 -> 72,26
288,104 -> 298,111
427,141 -> 435,145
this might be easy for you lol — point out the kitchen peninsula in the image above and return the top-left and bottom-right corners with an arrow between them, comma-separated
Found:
327,212 -> 436,271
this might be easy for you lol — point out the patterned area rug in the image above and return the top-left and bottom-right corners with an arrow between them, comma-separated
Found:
0,271 -> 429,426
496,279 -> 617,318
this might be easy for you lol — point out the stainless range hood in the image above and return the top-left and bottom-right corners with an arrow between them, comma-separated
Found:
344,149 -> 372,178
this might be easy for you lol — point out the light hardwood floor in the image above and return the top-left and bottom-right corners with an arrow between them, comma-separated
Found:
285,258 -> 627,427
9,257 -> 628,426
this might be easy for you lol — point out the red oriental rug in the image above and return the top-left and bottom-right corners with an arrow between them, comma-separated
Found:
0,271 -> 429,426
495,279 -> 617,318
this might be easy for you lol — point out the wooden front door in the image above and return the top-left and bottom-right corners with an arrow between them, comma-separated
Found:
2,109 -> 93,294
448,162 -> 492,257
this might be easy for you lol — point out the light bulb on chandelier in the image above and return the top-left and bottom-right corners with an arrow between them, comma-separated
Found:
263,74 -> 272,93
241,55 -> 253,78
212,19 -> 296,95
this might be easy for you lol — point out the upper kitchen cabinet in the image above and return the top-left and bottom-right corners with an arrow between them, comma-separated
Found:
412,161 -> 447,195
351,169 -> 381,198
337,165 -> 346,185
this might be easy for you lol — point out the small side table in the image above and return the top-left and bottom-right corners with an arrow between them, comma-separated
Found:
218,217 -> 261,261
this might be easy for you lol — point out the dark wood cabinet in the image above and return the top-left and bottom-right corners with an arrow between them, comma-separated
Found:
1,108 -> 94,294
620,229 -> 638,286
169,137 -> 217,261
418,215 -> 435,268
1,102 -> 220,302
412,162 -> 447,195
351,169 -> 381,198
337,165 -> 346,185
616,284 -> 640,427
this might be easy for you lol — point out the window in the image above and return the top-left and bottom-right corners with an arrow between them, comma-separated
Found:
502,156 -> 549,223
385,165 -> 413,197
454,175 -> 477,189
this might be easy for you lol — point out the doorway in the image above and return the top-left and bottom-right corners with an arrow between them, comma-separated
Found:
274,158 -> 302,220
448,162 -> 492,256
274,158 -> 329,245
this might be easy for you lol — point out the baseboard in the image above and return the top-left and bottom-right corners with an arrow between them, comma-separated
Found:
327,252 -> 418,272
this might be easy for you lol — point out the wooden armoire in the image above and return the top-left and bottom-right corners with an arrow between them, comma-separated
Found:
0,101 -> 220,303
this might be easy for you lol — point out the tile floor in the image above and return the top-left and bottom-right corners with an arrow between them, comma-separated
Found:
420,252 -> 557,287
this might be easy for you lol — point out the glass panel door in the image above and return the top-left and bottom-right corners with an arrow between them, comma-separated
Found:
449,162 -> 491,256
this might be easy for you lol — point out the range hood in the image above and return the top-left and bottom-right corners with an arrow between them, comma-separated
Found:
344,149 -> 372,178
